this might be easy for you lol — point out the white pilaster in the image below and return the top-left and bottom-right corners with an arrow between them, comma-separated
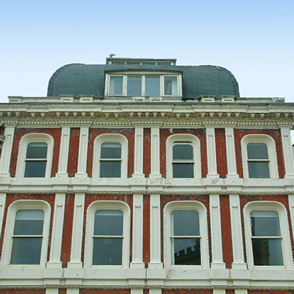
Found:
131,194 -> 144,268
46,289 -> 59,294
0,193 -> 6,238
47,193 -> 66,268
150,127 -> 161,178
281,127 -> 294,178
75,127 -> 89,177
225,127 -> 239,178
229,194 -> 247,269
235,290 -> 248,294
213,290 -> 226,294
66,289 -> 79,294
57,126 -> 70,177
210,194 -> 225,269
206,127 -> 219,178
131,289 -> 144,294
149,290 -> 162,294
0,126 -> 15,177
149,194 -> 162,268
288,194 -> 294,242
132,127 -> 144,178
68,193 -> 85,268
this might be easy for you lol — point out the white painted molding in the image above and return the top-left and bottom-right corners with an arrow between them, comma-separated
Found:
235,290 -> 248,294
206,127 -> 219,178
289,194 -> 294,243
132,127 -> 144,178
225,127 -> 239,178
131,289 -> 144,294
209,194 -> 225,269
56,127 -> 70,177
75,127 -> 89,177
0,127 -> 15,177
149,194 -> 163,268
46,289 -> 59,294
281,127 -> 294,178
229,194 -> 247,269
149,290 -> 162,294
213,290 -> 226,294
68,193 -> 85,268
0,193 -> 6,238
150,127 -> 161,178
131,194 -> 144,268
47,193 -> 66,268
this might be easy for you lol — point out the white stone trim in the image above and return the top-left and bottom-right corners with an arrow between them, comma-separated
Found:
84,200 -> 131,268
1,199 -> 51,267
243,201 -> 294,270
229,194 -> 247,269
149,194 -> 163,268
0,193 -> 6,238
92,133 -> 128,178
75,127 -> 89,177
163,200 -> 209,268
56,127 -> 70,177
209,194 -> 225,269
150,127 -> 161,178
241,134 -> 279,179
130,194 -> 144,268
281,127 -> 294,178
47,193 -> 66,268
0,126 -> 15,177
225,127 -> 239,178
132,127 -> 144,178
206,127 -> 219,178
288,194 -> 294,244
15,133 -> 54,178
166,133 -> 201,179
68,193 -> 85,268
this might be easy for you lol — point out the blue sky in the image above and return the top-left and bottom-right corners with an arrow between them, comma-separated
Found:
1,0 -> 294,141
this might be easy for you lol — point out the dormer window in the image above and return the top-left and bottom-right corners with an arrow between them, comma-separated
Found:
106,73 -> 182,97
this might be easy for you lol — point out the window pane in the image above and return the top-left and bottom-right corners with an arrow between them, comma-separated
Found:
164,76 -> 178,95
94,210 -> 123,236
100,161 -> 121,177
109,76 -> 123,95
251,210 -> 281,236
248,162 -> 270,178
127,76 -> 142,96
93,238 -> 122,265
172,238 -> 200,265
173,144 -> 193,160
252,238 -> 283,266
101,142 -> 121,159
14,209 -> 44,235
171,210 -> 200,236
10,237 -> 42,264
247,143 -> 268,159
173,163 -> 194,178
24,161 -> 47,177
145,76 -> 160,96
26,142 -> 47,159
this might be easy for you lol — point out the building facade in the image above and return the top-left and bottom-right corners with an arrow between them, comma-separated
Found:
0,58 -> 294,294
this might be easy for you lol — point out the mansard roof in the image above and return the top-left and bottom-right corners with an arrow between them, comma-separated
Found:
47,62 -> 240,99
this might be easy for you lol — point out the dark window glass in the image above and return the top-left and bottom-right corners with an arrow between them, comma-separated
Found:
247,143 -> 268,159
109,76 -> 123,95
250,210 -> 283,266
172,144 -> 194,178
92,210 -> 123,265
173,144 -> 193,160
127,76 -> 142,96
100,142 -> 121,178
171,210 -> 200,265
24,142 -> 47,178
10,209 -> 44,265
164,76 -> 177,95
145,76 -> 160,96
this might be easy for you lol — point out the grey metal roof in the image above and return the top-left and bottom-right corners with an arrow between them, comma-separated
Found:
47,63 -> 240,98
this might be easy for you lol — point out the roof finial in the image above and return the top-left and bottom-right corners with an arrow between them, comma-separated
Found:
109,54 -> 116,58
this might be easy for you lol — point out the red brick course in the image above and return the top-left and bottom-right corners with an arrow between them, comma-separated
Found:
67,128 -> 80,177
215,128 -> 227,178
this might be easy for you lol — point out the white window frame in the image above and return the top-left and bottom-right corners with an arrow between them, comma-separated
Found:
84,200 -> 130,268
241,134 -> 279,179
166,134 -> 201,179
105,72 -> 182,97
243,201 -> 293,269
92,134 -> 128,178
15,133 -> 54,178
1,200 -> 51,267
164,201 -> 209,268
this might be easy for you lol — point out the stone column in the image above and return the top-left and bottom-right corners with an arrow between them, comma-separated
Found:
132,127 -> 144,178
206,127 -> 219,178
225,127 -> 239,178
75,127 -> 89,177
150,127 -> 161,178
281,127 -> 294,178
0,126 -> 15,177
56,126 -> 70,177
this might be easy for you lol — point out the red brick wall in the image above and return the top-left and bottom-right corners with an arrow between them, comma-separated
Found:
160,129 -> 207,178
0,290 -> 45,294
10,128 -> 61,177
215,128 -> 227,178
249,291 -> 294,294
220,195 -> 233,268
234,129 -> 285,178
87,128 -> 135,177
68,128 -> 80,177
0,194 -> 55,261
